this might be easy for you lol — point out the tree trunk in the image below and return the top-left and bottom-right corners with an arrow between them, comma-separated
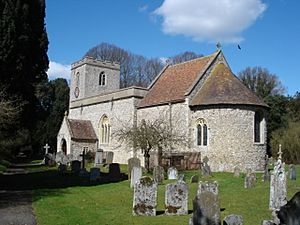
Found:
144,150 -> 150,173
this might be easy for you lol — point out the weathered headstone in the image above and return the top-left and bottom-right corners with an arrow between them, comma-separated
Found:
191,181 -> 220,225
201,156 -> 211,177
133,176 -> 157,216
58,164 -> 67,173
261,220 -> 275,225
153,165 -> 165,184
44,153 -> 56,166
190,175 -> 199,183
178,174 -> 185,183
277,191 -> 300,225
128,157 -> 141,180
269,159 -> 287,210
106,151 -> 114,164
109,163 -> 121,178
55,151 -> 68,165
233,166 -> 240,177
90,167 -> 101,182
71,160 -> 81,174
244,173 -> 256,188
130,166 -> 142,188
94,149 -> 103,167
167,167 -> 178,180
289,164 -> 296,180
165,180 -> 188,215
223,214 -> 243,225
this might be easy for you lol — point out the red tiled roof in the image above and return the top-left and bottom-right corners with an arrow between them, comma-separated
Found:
67,119 -> 97,141
138,52 -> 219,108
190,63 -> 269,107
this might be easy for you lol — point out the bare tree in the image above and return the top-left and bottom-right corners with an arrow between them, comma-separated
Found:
113,116 -> 188,172
167,51 -> 203,65
238,66 -> 285,99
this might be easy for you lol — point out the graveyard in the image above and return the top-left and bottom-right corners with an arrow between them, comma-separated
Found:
1,160 -> 298,225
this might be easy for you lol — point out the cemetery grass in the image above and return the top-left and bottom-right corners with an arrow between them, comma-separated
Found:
33,165 -> 300,225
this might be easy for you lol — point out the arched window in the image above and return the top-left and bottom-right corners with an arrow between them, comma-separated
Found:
99,71 -> 106,86
254,111 -> 265,143
196,118 -> 208,146
99,115 -> 110,144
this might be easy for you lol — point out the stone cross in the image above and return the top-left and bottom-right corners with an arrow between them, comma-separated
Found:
278,144 -> 282,161
80,149 -> 86,169
44,143 -> 50,154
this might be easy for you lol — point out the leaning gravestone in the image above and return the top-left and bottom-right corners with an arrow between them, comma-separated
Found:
289,164 -> 296,180
90,167 -> 101,182
167,167 -> 178,180
128,157 -> 141,180
71,160 -> 81,174
223,214 -> 243,225
190,181 -> 220,225
106,151 -> 114,164
233,166 -> 240,177
165,180 -> 188,215
133,176 -> 157,216
94,149 -> 103,167
109,163 -> 121,179
153,165 -> 165,184
244,173 -> 256,188
201,156 -> 211,177
190,175 -> 199,183
130,166 -> 142,188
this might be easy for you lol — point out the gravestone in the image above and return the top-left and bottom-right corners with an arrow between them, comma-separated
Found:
165,180 -> 188,215
94,149 -> 103,167
90,167 -> 101,182
58,164 -> 67,173
244,173 -> 256,188
44,153 -> 56,166
233,166 -> 240,177
190,175 -> 199,183
80,150 -> 86,169
109,163 -> 121,178
153,165 -> 165,184
130,166 -> 142,188
167,167 -> 178,180
128,157 -> 141,180
289,164 -> 296,180
269,158 -> 287,210
201,156 -> 211,177
55,151 -> 68,165
262,220 -> 275,225
223,214 -> 243,225
178,174 -> 185,183
133,176 -> 157,216
43,143 -> 50,155
277,191 -> 300,225
191,181 -> 220,225
106,151 -> 114,164
71,160 -> 81,174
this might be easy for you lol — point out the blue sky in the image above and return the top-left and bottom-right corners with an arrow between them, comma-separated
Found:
46,0 -> 300,96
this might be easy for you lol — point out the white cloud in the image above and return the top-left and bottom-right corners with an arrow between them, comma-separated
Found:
47,61 -> 71,80
154,0 -> 267,43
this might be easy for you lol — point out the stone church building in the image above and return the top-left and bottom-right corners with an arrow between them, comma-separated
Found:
57,50 -> 268,172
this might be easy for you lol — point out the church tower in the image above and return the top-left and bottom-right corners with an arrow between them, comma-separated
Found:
70,56 -> 120,102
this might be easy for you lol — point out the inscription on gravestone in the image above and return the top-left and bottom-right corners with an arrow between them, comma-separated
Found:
133,177 -> 157,216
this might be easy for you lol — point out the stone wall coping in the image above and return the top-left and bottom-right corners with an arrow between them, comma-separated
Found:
71,56 -> 120,71
70,86 -> 148,109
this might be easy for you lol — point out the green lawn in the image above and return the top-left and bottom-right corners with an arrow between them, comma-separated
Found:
32,165 -> 300,225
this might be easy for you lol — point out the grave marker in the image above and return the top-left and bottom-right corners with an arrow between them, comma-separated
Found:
130,166 -> 142,188
167,167 -> 178,180
128,157 -> 141,180
153,165 -> 164,184
165,180 -> 188,215
289,164 -> 296,180
223,214 -> 243,225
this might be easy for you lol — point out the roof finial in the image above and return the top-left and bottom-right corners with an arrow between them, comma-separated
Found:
216,42 -> 222,50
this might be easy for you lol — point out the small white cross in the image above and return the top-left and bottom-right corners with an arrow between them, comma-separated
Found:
278,144 -> 282,160
44,143 -> 50,154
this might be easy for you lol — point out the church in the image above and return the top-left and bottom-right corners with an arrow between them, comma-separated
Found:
57,50 -> 268,172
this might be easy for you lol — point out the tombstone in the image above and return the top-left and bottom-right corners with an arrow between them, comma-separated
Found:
167,167 -> 178,180
80,150 -> 86,169
201,156 -> 211,177
128,157 -> 141,180
261,220 -> 275,225
223,214 -> 243,225
109,163 -> 121,178
132,176 -> 157,216
191,181 -> 220,225
262,169 -> 270,182
94,149 -> 103,167
79,168 -> 89,177
289,164 -> 296,180
130,166 -> 142,188
244,173 -> 256,188
58,164 -> 67,173
165,180 -> 188,215
269,158 -> 287,210
277,191 -> 300,225
55,151 -> 68,164
153,165 -> 165,184
43,143 -> 50,155
106,151 -> 114,164
178,174 -> 185,183
233,166 -> 240,177
71,160 -> 81,174
190,175 -> 199,183
90,167 -> 101,182
44,153 -> 56,166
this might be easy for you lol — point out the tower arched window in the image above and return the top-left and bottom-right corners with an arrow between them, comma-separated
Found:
99,115 -> 110,144
196,118 -> 208,146
99,71 -> 106,86
254,111 -> 265,143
